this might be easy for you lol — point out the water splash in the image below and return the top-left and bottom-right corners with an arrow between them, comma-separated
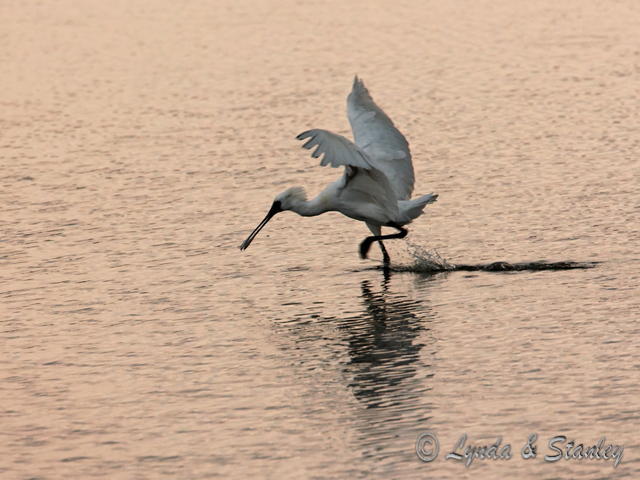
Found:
402,243 -> 455,272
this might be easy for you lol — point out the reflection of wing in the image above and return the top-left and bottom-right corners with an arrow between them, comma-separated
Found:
296,129 -> 371,170
347,76 -> 415,200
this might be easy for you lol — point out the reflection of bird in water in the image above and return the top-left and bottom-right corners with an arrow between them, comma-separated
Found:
269,273 -> 440,468
340,277 -> 437,409
337,275 -> 439,467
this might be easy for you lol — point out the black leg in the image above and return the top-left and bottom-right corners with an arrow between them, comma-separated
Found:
360,225 -> 408,260
378,240 -> 390,265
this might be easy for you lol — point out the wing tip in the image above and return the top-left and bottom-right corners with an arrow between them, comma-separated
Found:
349,75 -> 372,103
296,130 -> 312,140
352,75 -> 365,91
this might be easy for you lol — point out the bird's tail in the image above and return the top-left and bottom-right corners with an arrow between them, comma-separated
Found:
398,193 -> 438,223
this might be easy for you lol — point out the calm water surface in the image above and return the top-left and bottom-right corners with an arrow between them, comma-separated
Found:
2,1 -> 639,478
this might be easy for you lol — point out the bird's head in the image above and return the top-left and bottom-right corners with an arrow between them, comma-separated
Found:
239,186 -> 306,251
275,186 -> 307,211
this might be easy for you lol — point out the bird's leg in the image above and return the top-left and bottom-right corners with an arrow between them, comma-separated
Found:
360,225 -> 408,260
378,240 -> 391,266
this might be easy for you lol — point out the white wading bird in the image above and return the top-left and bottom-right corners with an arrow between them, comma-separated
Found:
239,76 -> 438,266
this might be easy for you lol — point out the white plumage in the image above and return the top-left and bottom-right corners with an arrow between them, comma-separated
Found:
347,77 -> 415,201
240,77 -> 438,266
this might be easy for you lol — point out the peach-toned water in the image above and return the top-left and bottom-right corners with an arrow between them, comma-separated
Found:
2,1 -> 639,478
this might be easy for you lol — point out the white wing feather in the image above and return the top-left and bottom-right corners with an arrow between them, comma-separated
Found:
296,129 -> 371,170
296,128 -> 399,224
347,76 -> 415,200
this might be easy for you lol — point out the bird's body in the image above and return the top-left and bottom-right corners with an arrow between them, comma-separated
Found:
240,77 -> 438,266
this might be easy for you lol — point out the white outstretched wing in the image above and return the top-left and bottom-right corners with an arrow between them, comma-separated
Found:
296,129 -> 371,170
296,128 -> 399,223
347,76 -> 415,200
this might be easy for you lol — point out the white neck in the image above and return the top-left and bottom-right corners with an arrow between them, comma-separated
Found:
290,194 -> 330,217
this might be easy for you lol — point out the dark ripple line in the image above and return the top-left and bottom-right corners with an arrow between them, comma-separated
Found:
452,260 -> 600,272
374,260 -> 600,273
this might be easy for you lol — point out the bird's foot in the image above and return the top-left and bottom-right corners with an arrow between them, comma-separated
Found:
359,239 -> 373,259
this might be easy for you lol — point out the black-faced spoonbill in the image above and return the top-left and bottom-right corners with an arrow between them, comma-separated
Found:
239,76 -> 438,267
